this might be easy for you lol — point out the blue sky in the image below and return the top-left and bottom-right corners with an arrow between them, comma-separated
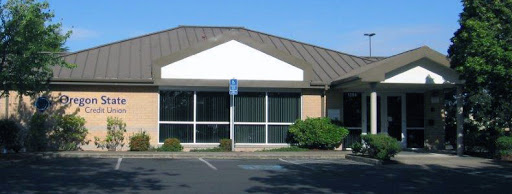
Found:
48,0 -> 463,57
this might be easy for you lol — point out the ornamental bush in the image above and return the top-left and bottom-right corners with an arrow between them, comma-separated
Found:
49,114 -> 89,151
288,117 -> 349,149
129,131 -> 150,151
0,119 -> 23,153
159,138 -> 183,152
360,134 -> 401,160
496,136 -> 512,158
94,117 -> 126,151
27,113 -> 50,151
219,138 -> 231,151
351,142 -> 363,154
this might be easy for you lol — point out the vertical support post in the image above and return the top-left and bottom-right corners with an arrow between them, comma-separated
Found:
370,83 -> 378,134
401,93 -> 407,148
193,92 -> 197,143
456,86 -> 464,156
362,93 -> 367,135
230,95 -> 235,151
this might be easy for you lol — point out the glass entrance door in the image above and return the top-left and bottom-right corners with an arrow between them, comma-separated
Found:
387,96 -> 402,141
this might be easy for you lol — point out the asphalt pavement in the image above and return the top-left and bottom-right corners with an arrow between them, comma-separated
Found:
1,156 -> 511,193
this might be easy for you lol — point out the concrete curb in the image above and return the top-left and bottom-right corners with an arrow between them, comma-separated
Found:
345,154 -> 382,165
35,151 -> 349,160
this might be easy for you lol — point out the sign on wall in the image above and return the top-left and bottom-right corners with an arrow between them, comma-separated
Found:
59,95 -> 128,114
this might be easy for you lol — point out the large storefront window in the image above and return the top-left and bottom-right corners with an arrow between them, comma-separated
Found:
159,91 -> 301,144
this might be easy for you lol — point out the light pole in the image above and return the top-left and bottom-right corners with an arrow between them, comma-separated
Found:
364,33 -> 376,57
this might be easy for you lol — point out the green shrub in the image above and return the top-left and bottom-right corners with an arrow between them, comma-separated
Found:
219,138 -> 231,151
288,117 -> 349,149
49,114 -> 89,151
351,142 -> 363,154
496,136 -> 512,158
129,131 -> 150,151
94,117 -> 126,151
0,119 -> 23,153
360,134 -> 401,160
158,138 -> 183,152
27,113 -> 50,151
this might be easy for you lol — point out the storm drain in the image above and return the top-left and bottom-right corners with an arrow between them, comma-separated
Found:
238,165 -> 286,171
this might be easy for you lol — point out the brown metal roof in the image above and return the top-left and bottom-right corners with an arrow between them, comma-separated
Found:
331,46 -> 456,85
52,26 -> 382,84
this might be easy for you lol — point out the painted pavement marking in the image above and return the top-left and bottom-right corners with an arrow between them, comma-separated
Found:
278,158 -> 315,170
115,158 -> 122,170
199,158 -> 217,170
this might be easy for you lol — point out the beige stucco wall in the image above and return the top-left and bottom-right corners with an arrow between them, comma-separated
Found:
302,89 -> 323,119
2,85 -> 159,151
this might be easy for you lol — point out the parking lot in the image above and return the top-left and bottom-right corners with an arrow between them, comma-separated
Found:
1,157 -> 511,193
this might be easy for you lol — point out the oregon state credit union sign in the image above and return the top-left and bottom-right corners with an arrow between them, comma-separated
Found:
59,95 -> 128,114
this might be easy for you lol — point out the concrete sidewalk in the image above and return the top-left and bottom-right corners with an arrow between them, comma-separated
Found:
33,150 -> 350,159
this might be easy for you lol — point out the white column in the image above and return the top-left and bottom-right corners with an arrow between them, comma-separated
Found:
370,83 -> 378,134
456,86 -> 464,156
401,93 -> 407,148
362,93 -> 367,135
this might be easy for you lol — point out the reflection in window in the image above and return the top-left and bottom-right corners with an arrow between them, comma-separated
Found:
160,91 -> 193,121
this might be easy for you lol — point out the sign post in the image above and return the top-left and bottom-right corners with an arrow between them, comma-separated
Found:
229,79 -> 238,152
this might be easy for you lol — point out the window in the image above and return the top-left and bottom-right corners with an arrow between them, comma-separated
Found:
268,93 -> 301,123
159,91 -> 194,143
196,92 -> 229,122
159,91 -> 193,121
159,91 -> 301,144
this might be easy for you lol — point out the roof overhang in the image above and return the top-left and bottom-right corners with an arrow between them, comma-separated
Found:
152,30 -> 320,88
331,46 -> 464,88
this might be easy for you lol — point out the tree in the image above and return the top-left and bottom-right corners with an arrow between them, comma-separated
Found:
448,0 -> 512,154
0,0 -> 72,98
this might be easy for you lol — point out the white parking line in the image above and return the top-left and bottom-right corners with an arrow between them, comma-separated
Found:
115,158 -> 122,170
199,158 -> 217,170
278,158 -> 315,170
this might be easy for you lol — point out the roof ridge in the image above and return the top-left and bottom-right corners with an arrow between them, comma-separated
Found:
62,25 -> 245,57
242,28 -> 371,61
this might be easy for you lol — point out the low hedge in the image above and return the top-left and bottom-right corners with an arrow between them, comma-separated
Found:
219,138 -> 231,151
353,134 -> 401,160
288,117 -> 349,149
129,131 -> 150,151
496,136 -> 512,158
0,119 -> 23,153
158,138 -> 183,152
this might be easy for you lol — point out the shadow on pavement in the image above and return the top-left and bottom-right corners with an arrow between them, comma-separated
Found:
245,160 -> 512,193
0,158 -> 170,193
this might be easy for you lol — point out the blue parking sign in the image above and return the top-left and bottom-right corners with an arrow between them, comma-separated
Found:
229,79 -> 238,95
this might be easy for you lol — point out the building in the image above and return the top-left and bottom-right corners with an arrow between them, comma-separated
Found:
0,26 -> 464,151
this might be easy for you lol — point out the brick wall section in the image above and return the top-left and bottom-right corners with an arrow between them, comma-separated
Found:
4,85 -> 159,151
423,90 -> 445,150
302,89 -> 323,119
